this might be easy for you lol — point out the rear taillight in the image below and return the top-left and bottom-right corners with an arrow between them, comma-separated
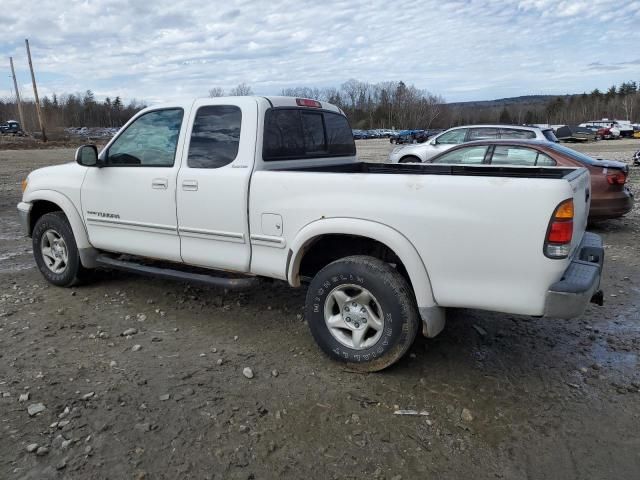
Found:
544,199 -> 573,258
607,171 -> 627,185
296,98 -> 322,108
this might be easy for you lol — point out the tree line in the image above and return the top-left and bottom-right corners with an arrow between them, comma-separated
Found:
2,80 -> 638,135
0,90 -> 144,134
450,81 -> 640,127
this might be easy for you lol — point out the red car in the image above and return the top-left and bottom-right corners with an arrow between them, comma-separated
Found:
426,139 -> 633,220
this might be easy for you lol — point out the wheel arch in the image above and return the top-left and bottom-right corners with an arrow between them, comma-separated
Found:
24,190 -> 91,250
287,218 -> 437,310
399,155 -> 422,164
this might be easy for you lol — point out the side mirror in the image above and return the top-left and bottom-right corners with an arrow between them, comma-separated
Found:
430,139 -> 437,145
75,145 -> 100,167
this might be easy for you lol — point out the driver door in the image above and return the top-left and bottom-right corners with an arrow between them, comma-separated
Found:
81,108 -> 188,262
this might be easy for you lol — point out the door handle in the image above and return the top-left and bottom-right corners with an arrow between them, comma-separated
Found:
152,178 -> 168,189
182,180 -> 198,191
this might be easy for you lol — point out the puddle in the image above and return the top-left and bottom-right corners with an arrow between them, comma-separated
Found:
0,249 -> 34,273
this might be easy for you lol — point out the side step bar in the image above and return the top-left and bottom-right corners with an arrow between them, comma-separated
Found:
95,255 -> 258,289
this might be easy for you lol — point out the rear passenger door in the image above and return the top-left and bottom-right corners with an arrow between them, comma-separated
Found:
176,97 -> 258,271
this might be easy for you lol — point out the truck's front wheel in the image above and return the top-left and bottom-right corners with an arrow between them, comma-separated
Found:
305,255 -> 419,371
32,212 -> 88,287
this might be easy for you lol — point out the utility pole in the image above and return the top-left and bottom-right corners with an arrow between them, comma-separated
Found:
9,57 -> 26,131
25,38 -> 47,142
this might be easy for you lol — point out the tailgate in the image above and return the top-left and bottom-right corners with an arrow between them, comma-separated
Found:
567,168 -> 591,255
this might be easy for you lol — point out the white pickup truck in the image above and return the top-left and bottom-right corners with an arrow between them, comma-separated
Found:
18,96 -> 604,371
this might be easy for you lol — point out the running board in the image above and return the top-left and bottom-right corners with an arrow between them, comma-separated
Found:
94,255 -> 258,289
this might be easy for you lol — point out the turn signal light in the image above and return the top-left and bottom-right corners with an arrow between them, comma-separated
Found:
544,199 -> 574,259
21,178 -> 28,193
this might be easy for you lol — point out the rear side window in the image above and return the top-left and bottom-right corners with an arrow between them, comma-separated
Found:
263,109 -> 355,161
500,128 -> 536,139
468,128 -> 499,141
188,105 -> 242,168
490,146 -> 557,166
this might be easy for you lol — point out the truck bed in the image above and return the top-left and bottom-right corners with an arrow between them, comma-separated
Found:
276,161 -> 580,179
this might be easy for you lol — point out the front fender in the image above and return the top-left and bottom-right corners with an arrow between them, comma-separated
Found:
23,189 -> 91,250
288,217 -> 437,311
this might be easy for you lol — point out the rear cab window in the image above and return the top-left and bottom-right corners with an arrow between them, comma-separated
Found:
263,109 -> 356,161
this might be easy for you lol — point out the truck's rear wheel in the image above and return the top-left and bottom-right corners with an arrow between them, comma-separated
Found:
305,255 -> 419,372
32,212 -> 88,287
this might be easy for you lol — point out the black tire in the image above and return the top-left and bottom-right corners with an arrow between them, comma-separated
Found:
398,156 -> 421,164
32,212 -> 89,287
305,255 -> 420,372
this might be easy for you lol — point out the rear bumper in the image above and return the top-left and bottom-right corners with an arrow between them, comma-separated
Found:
544,232 -> 604,319
589,189 -> 634,220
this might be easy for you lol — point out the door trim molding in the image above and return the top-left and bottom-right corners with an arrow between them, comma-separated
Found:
178,226 -> 245,243
86,216 -> 177,234
250,234 -> 286,249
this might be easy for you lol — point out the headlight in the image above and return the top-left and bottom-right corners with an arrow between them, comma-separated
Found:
21,178 -> 28,193
392,147 -> 404,154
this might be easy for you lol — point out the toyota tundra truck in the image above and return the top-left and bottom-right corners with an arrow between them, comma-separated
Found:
17,96 -> 604,371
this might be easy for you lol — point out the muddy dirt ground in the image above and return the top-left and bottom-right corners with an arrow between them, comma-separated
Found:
1,140 -> 639,479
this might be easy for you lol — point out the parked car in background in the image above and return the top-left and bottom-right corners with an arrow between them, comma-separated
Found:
555,125 -> 596,142
389,129 -> 429,144
0,120 -> 24,135
579,120 -> 625,139
388,125 -> 558,163
426,139 -> 633,221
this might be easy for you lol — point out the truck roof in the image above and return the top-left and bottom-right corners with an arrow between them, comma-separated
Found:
143,96 -> 343,115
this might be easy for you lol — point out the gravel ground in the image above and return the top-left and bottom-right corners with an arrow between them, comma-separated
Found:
1,140 -> 639,479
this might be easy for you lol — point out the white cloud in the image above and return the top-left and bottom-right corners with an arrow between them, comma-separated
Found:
0,0 -> 637,104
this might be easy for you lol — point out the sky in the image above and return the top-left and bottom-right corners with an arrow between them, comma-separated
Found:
0,0 -> 639,105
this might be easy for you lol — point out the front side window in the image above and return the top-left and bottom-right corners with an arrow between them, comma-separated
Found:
107,109 -> 183,167
436,129 -> 466,144
432,145 -> 488,164
468,127 -> 499,141
263,109 -> 355,160
500,128 -> 536,139
187,106 -> 242,168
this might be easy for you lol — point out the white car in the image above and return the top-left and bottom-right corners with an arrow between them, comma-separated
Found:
18,96 -> 603,371
388,124 -> 558,163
